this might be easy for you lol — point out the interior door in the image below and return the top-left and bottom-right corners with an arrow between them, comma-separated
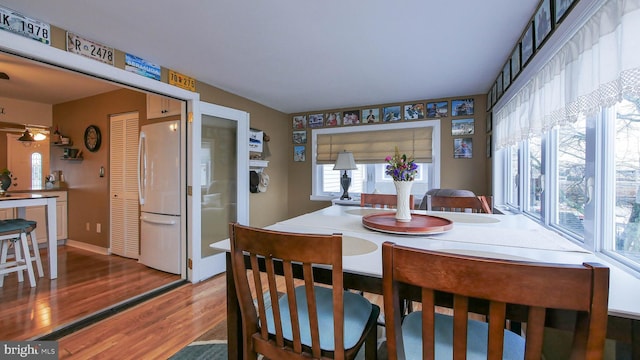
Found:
189,101 -> 248,282
6,133 -> 50,190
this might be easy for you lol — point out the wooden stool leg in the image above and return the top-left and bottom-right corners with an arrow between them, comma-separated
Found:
13,238 -> 25,283
18,233 -> 36,287
28,230 -> 44,277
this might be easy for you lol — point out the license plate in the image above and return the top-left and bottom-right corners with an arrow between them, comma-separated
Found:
169,70 -> 196,92
66,32 -> 114,65
0,6 -> 50,44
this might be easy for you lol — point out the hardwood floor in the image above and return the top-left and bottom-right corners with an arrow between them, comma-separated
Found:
0,245 -> 180,340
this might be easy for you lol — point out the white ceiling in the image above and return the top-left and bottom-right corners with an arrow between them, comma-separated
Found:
0,1 -> 540,113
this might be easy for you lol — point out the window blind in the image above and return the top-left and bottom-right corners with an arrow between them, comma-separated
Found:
316,127 -> 433,164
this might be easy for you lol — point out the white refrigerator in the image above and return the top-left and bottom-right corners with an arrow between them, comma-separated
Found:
138,120 -> 181,274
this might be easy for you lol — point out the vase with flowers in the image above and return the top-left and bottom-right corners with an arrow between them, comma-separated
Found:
385,147 -> 418,222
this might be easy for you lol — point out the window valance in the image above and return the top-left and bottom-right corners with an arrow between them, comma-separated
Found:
316,127 -> 433,164
495,0 -> 640,149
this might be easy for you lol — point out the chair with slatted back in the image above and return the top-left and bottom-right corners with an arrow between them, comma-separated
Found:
428,195 -> 493,213
229,223 -> 380,360
360,193 -> 414,209
382,242 -> 610,360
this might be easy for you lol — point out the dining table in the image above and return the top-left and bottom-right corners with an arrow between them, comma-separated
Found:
0,193 -> 58,279
211,205 -> 640,359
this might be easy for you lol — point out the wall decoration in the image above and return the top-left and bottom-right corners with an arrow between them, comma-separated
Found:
502,61 -> 511,90
342,110 -> 360,125
555,0 -> 575,24
486,135 -> 492,158
293,115 -> 307,129
451,118 -> 475,136
426,101 -> 448,118
511,44 -> 521,80
486,112 -> 492,133
535,0 -> 552,49
294,145 -> 306,162
308,113 -> 324,128
487,90 -> 492,110
451,99 -> 474,116
496,73 -> 504,99
383,106 -> 401,121
362,108 -> 380,123
324,112 -> 341,127
292,130 -> 307,144
454,138 -> 473,159
404,103 -> 425,120
491,84 -> 497,105
521,22 -> 534,65
249,129 -> 264,152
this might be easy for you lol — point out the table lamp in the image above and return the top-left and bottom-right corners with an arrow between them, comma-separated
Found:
333,150 -> 357,200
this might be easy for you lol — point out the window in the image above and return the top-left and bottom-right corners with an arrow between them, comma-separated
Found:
311,121 -> 440,201
610,98 -> 640,265
507,145 -> 519,207
31,153 -> 43,189
525,135 -> 542,218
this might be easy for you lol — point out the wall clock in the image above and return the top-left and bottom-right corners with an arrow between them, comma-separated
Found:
84,125 -> 102,152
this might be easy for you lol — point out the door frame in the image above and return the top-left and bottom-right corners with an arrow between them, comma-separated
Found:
0,30 -> 230,282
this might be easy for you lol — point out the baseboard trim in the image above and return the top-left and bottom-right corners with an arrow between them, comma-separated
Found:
65,239 -> 110,255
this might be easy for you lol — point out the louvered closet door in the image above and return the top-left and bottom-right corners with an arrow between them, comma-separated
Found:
110,112 -> 140,258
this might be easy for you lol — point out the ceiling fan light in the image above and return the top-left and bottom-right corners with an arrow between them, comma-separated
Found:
18,129 -> 35,142
34,132 -> 47,141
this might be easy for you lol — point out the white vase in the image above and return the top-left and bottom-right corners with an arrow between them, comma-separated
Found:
394,180 -> 413,222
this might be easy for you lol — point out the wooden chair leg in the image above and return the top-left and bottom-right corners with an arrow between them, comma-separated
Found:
364,323 -> 378,360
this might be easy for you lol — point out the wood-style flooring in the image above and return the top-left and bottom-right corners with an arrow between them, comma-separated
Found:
0,245 -> 180,341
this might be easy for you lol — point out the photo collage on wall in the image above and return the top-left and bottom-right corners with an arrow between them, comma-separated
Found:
451,98 -> 475,159
290,96 -> 477,161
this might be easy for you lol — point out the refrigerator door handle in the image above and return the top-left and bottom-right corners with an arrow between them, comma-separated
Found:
141,215 -> 177,226
138,131 -> 146,205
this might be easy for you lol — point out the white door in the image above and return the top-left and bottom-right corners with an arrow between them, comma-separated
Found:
189,101 -> 248,282
7,133 -> 50,190
110,112 -> 140,259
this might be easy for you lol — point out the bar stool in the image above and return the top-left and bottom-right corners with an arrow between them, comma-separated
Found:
12,219 -> 43,278
0,219 -> 36,287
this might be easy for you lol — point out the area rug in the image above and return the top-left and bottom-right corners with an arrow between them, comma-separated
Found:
169,340 -> 228,360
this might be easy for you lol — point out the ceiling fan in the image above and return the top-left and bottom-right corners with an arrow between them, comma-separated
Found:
0,121 -> 50,141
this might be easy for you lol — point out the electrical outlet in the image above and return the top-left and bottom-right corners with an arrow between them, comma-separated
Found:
96,223 -> 101,233
86,222 -> 90,231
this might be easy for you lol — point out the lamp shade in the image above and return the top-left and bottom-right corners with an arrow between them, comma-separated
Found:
333,150 -> 357,170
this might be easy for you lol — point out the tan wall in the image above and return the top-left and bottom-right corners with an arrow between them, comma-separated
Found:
287,94 -> 490,217
52,89 -> 146,248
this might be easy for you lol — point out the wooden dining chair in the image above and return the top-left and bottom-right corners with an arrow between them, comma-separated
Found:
382,242 -> 610,360
428,195 -> 493,213
229,223 -> 380,360
360,193 -> 414,209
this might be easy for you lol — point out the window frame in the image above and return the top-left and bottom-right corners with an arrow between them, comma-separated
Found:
310,120 -> 441,201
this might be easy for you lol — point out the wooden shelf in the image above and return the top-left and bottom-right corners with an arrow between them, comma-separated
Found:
52,142 -> 73,146
60,157 -> 83,161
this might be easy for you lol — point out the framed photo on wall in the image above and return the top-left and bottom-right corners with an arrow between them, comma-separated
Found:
426,101 -> 448,118
292,115 -> 306,129
511,44 -> 521,80
342,110 -> 360,125
362,108 -> 380,123
292,130 -> 306,144
535,0 -> 552,49
521,22 -> 534,65
496,73 -> 504,99
308,113 -> 324,128
294,145 -> 306,162
404,103 -> 425,120
383,106 -> 401,121
454,138 -> 473,159
486,135 -> 492,158
451,118 -> 474,136
452,99 -> 474,116
324,112 -> 341,127
555,0 -> 575,24
502,61 -> 511,90
486,112 -> 492,133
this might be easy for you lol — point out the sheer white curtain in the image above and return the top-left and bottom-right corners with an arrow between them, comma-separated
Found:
495,0 -> 640,149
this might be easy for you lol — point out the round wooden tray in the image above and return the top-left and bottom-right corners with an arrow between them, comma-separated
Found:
362,212 -> 453,235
